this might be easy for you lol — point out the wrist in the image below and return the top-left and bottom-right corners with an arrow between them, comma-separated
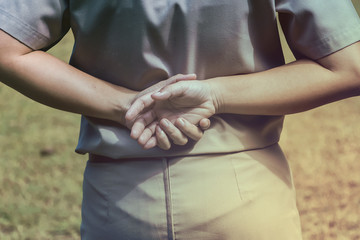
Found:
110,89 -> 138,125
206,78 -> 224,114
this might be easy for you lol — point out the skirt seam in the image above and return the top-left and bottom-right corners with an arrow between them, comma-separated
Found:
162,157 -> 175,240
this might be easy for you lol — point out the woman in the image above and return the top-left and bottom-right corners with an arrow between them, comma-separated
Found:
0,0 -> 359,239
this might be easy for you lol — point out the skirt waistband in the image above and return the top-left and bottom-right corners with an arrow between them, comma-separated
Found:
89,154 -> 124,162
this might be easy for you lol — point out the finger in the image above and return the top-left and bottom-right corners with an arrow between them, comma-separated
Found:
199,118 -> 211,130
138,122 -> 157,146
127,74 -> 196,121
171,73 -> 197,82
159,118 -> 188,146
175,118 -> 203,141
136,74 -> 197,99
152,82 -> 188,100
143,136 -> 157,150
125,93 -> 154,122
156,126 -> 171,150
130,111 -> 156,139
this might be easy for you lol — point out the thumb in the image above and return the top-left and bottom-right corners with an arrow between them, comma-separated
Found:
125,93 -> 154,121
151,82 -> 188,100
170,73 -> 196,83
178,73 -> 197,81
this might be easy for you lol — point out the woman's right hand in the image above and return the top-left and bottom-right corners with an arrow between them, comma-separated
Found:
125,74 -> 211,150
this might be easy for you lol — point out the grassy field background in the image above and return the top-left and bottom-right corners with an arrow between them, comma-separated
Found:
1,2 -> 360,239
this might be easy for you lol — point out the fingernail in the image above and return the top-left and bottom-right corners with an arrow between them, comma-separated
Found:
162,119 -> 169,127
178,118 -> 185,126
153,92 -> 165,97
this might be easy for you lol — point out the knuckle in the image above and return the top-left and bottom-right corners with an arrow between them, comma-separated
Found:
167,127 -> 177,136
144,138 -> 156,149
138,139 -> 146,145
138,134 -> 149,145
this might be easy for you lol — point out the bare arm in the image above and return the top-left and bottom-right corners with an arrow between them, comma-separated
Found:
210,42 -> 360,115
128,42 -> 360,146
0,30 -> 135,124
0,30 -> 210,150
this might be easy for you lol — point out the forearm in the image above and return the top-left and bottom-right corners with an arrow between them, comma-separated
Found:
0,50 -> 136,124
209,57 -> 360,116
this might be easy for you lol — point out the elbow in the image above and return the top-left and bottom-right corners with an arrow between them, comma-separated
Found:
0,55 -> 15,81
349,44 -> 360,96
319,41 -> 360,97
0,58 -> 8,82
354,66 -> 360,96
335,59 -> 360,97
346,63 -> 360,96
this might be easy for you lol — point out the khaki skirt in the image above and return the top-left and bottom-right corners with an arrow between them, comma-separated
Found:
81,144 -> 302,240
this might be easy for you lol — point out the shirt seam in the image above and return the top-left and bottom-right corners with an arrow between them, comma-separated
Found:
162,157 -> 175,240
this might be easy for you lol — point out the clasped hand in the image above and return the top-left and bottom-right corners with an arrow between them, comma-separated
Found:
125,74 -> 217,150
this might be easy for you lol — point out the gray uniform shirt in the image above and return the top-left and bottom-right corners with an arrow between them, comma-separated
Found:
1,0 -> 359,158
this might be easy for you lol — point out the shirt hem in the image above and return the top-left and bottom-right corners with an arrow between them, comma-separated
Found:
0,7 -> 50,50
304,24 -> 360,60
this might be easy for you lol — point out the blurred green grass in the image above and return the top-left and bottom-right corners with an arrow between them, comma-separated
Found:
0,33 -> 86,239
1,2 -> 360,239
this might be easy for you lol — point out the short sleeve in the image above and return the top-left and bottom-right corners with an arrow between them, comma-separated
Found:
276,0 -> 360,60
0,0 -> 70,50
